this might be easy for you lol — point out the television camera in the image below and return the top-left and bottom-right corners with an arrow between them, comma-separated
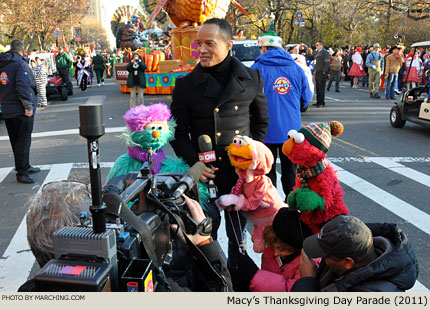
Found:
33,103 -> 226,292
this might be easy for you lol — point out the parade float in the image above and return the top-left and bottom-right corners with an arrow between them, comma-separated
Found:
111,5 -> 187,95
113,1 -> 247,95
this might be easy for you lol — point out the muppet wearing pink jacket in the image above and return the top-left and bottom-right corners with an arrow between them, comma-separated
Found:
216,135 -> 286,253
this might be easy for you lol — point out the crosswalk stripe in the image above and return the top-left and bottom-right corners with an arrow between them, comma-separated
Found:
0,161 -> 429,291
277,157 -> 430,164
332,163 -> 430,235
409,281 -> 430,292
0,163 -> 73,292
0,167 -> 13,183
0,127 -> 126,142
368,157 -> 430,188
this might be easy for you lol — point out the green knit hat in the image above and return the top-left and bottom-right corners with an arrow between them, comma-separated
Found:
258,22 -> 283,48
299,121 -> 344,153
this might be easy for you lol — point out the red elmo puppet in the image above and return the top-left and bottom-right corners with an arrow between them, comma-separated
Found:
282,121 -> 348,233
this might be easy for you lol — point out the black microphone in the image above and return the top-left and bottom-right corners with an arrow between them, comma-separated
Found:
197,135 -> 218,199
172,162 -> 206,199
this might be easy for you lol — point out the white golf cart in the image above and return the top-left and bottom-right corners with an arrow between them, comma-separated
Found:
390,41 -> 430,128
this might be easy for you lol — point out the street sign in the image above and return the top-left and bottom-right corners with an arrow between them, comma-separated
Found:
299,20 -> 305,27
53,30 -> 61,38
296,12 -> 303,20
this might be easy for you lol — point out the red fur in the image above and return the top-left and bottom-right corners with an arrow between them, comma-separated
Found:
289,140 -> 349,233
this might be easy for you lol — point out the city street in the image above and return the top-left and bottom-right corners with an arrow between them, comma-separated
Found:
0,77 -> 429,292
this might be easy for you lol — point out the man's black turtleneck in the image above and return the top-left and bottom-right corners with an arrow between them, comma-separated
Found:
200,54 -> 232,87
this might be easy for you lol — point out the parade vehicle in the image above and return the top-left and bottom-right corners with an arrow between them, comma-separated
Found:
231,39 -> 260,67
28,52 -> 72,101
390,41 -> 430,128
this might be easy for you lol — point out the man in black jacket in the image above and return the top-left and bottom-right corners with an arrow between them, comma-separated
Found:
313,41 -> 330,107
292,215 -> 419,292
170,18 -> 269,289
0,39 -> 40,184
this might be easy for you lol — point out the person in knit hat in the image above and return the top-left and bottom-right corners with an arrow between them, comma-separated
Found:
282,121 -> 349,233
252,23 -> 312,199
233,208 -> 318,292
257,23 -> 283,48
249,209 -> 317,291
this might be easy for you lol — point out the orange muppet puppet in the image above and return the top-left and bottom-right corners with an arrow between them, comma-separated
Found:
216,135 -> 285,253
282,121 -> 349,233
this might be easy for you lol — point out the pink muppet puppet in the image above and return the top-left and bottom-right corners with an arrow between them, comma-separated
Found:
216,135 -> 286,253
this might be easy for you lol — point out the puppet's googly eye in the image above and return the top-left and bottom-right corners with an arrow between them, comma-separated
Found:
233,138 -> 239,144
294,132 -> 305,144
287,129 -> 297,139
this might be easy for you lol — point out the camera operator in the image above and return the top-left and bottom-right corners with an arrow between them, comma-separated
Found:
19,177 -> 231,292
126,53 -> 147,108
160,195 -> 232,292
19,180 -> 92,292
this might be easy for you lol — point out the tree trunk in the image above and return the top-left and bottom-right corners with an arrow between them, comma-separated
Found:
386,0 -> 392,43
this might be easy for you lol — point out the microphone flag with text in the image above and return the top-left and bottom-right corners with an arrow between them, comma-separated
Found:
197,135 -> 218,199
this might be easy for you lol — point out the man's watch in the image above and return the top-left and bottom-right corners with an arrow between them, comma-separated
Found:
186,216 -> 212,236
195,217 -> 212,236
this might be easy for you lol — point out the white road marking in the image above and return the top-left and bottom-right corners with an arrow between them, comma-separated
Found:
329,157 -> 430,163
0,163 -> 73,292
368,157 -> 430,188
276,171 -> 286,201
0,127 -> 126,141
1,159 -> 429,291
332,164 -> 429,292
325,96 -> 341,101
0,167 -> 13,183
409,281 -> 430,292
332,163 -> 430,235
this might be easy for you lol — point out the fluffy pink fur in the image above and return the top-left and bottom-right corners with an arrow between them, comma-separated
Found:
288,139 -> 349,233
123,103 -> 171,132
233,139 -> 285,253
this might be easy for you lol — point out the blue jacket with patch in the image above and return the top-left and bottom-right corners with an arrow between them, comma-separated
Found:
0,51 -> 37,118
252,48 -> 312,144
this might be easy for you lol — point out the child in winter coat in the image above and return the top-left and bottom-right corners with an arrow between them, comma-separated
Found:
77,57 -> 91,92
31,57 -> 48,107
233,208 -> 318,291
249,209 -> 318,291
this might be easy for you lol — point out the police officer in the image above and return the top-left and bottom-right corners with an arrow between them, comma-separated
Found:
0,39 -> 40,183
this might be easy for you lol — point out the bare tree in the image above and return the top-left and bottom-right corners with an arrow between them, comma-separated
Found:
1,0 -> 87,50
